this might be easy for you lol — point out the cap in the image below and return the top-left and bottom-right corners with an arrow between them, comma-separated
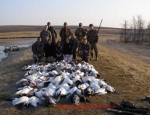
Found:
64,22 -> 67,25
89,24 -> 93,27
79,23 -> 82,26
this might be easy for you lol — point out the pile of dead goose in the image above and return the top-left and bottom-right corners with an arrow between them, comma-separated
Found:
12,61 -> 115,107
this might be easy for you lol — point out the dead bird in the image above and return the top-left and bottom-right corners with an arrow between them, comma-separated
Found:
84,87 -> 95,97
16,78 -> 29,87
43,92 -> 61,107
66,93 -> 80,105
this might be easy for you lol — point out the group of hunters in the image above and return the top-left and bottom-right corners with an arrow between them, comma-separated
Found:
32,22 -> 99,63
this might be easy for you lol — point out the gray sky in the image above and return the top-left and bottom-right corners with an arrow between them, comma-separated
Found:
0,0 -> 150,28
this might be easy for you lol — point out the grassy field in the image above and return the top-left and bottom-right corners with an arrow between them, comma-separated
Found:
0,28 -> 150,115
0,26 -> 122,38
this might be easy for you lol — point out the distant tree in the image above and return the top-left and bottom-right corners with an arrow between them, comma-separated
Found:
132,16 -> 137,42
132,15 -> 145,43
122,20 -> 128,44
147,22 -> 150,44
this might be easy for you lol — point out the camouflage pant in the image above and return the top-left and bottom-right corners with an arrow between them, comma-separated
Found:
82,54 -> 89,62
45,57 -> 56,63
89,43 -> 98,53
33,54 -> 44,63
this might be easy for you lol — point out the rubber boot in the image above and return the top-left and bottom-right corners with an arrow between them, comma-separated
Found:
90,52 -> 94,60
95,52 -> 98,61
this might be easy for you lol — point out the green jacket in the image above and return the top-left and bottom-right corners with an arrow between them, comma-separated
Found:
87,29 -> 98,43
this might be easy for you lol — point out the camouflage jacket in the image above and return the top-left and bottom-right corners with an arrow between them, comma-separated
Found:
32,42 -> 44,55
75,28 -> 88,41
87,29 -> 98,43
40,30 -> 51,44
79,43 -> 91,55
48,26 -> 57,39
59,27 -> 71,41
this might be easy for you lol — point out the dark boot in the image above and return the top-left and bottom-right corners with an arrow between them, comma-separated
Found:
95,52 -> 98,61
90,52 -> 94,60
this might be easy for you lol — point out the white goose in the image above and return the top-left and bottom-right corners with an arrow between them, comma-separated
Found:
95,88 -> 107,95
28,96 -> 40,107
68,87 -> 77,95
12,96 -> 29,106
56,87 -> 68,96
106,85 -> 115,92
16,86 -> 33,96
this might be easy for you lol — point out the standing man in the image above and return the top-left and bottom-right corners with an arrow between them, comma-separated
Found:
75,23 -> 88,43
59,22 -> 71,45
87,24 -> 99,61
40,25 -> 51,44
32,37 -> 44,63
47,22 -> 57,44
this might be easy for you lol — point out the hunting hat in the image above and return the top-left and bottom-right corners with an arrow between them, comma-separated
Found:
47,22 -> 50,24
64,22 -> 67,25
79,23 -> 82,26
89,24 -> 93,27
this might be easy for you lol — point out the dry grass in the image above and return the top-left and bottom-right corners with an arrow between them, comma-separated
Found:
0,34 -> 150,115
0,31 -> 40,38
0,31 -> 150,115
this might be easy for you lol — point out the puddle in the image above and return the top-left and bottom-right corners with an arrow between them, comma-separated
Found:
0,38 -> 36,61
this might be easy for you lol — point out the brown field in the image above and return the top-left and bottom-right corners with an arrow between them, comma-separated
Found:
0,26 -> 122,39
0,27 -> 150,115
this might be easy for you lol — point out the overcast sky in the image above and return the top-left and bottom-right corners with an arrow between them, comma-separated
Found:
0,0 -> 150,28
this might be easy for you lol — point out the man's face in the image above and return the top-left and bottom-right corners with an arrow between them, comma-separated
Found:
47,23 -> 50,27
64,24 -> 67,28
71,35 -> 75,38
90,26 -> 93,30
79,25 -> 83,29
45,25 -> 48,30
37,38 -> 41,43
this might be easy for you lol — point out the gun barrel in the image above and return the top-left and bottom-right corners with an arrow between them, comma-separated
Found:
98,19 -> 103,33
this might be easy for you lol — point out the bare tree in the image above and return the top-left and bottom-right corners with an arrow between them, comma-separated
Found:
132,16 -> 137,42
121,20 -> 128,43
132,15 -> 145,44
147,22 -> 150,44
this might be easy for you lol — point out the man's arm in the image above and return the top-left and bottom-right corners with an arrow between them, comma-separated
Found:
32,43 -> 36,54
75,29 -> 78,37
69,28 -> 72,37
59,28 -> 62,38
86,32 -> 89,42
54,29 -> 57,38
40,31 -> 42,38
49,31 -> 52,39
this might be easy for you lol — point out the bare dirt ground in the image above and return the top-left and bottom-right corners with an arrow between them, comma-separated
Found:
0,31 -> 150,114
